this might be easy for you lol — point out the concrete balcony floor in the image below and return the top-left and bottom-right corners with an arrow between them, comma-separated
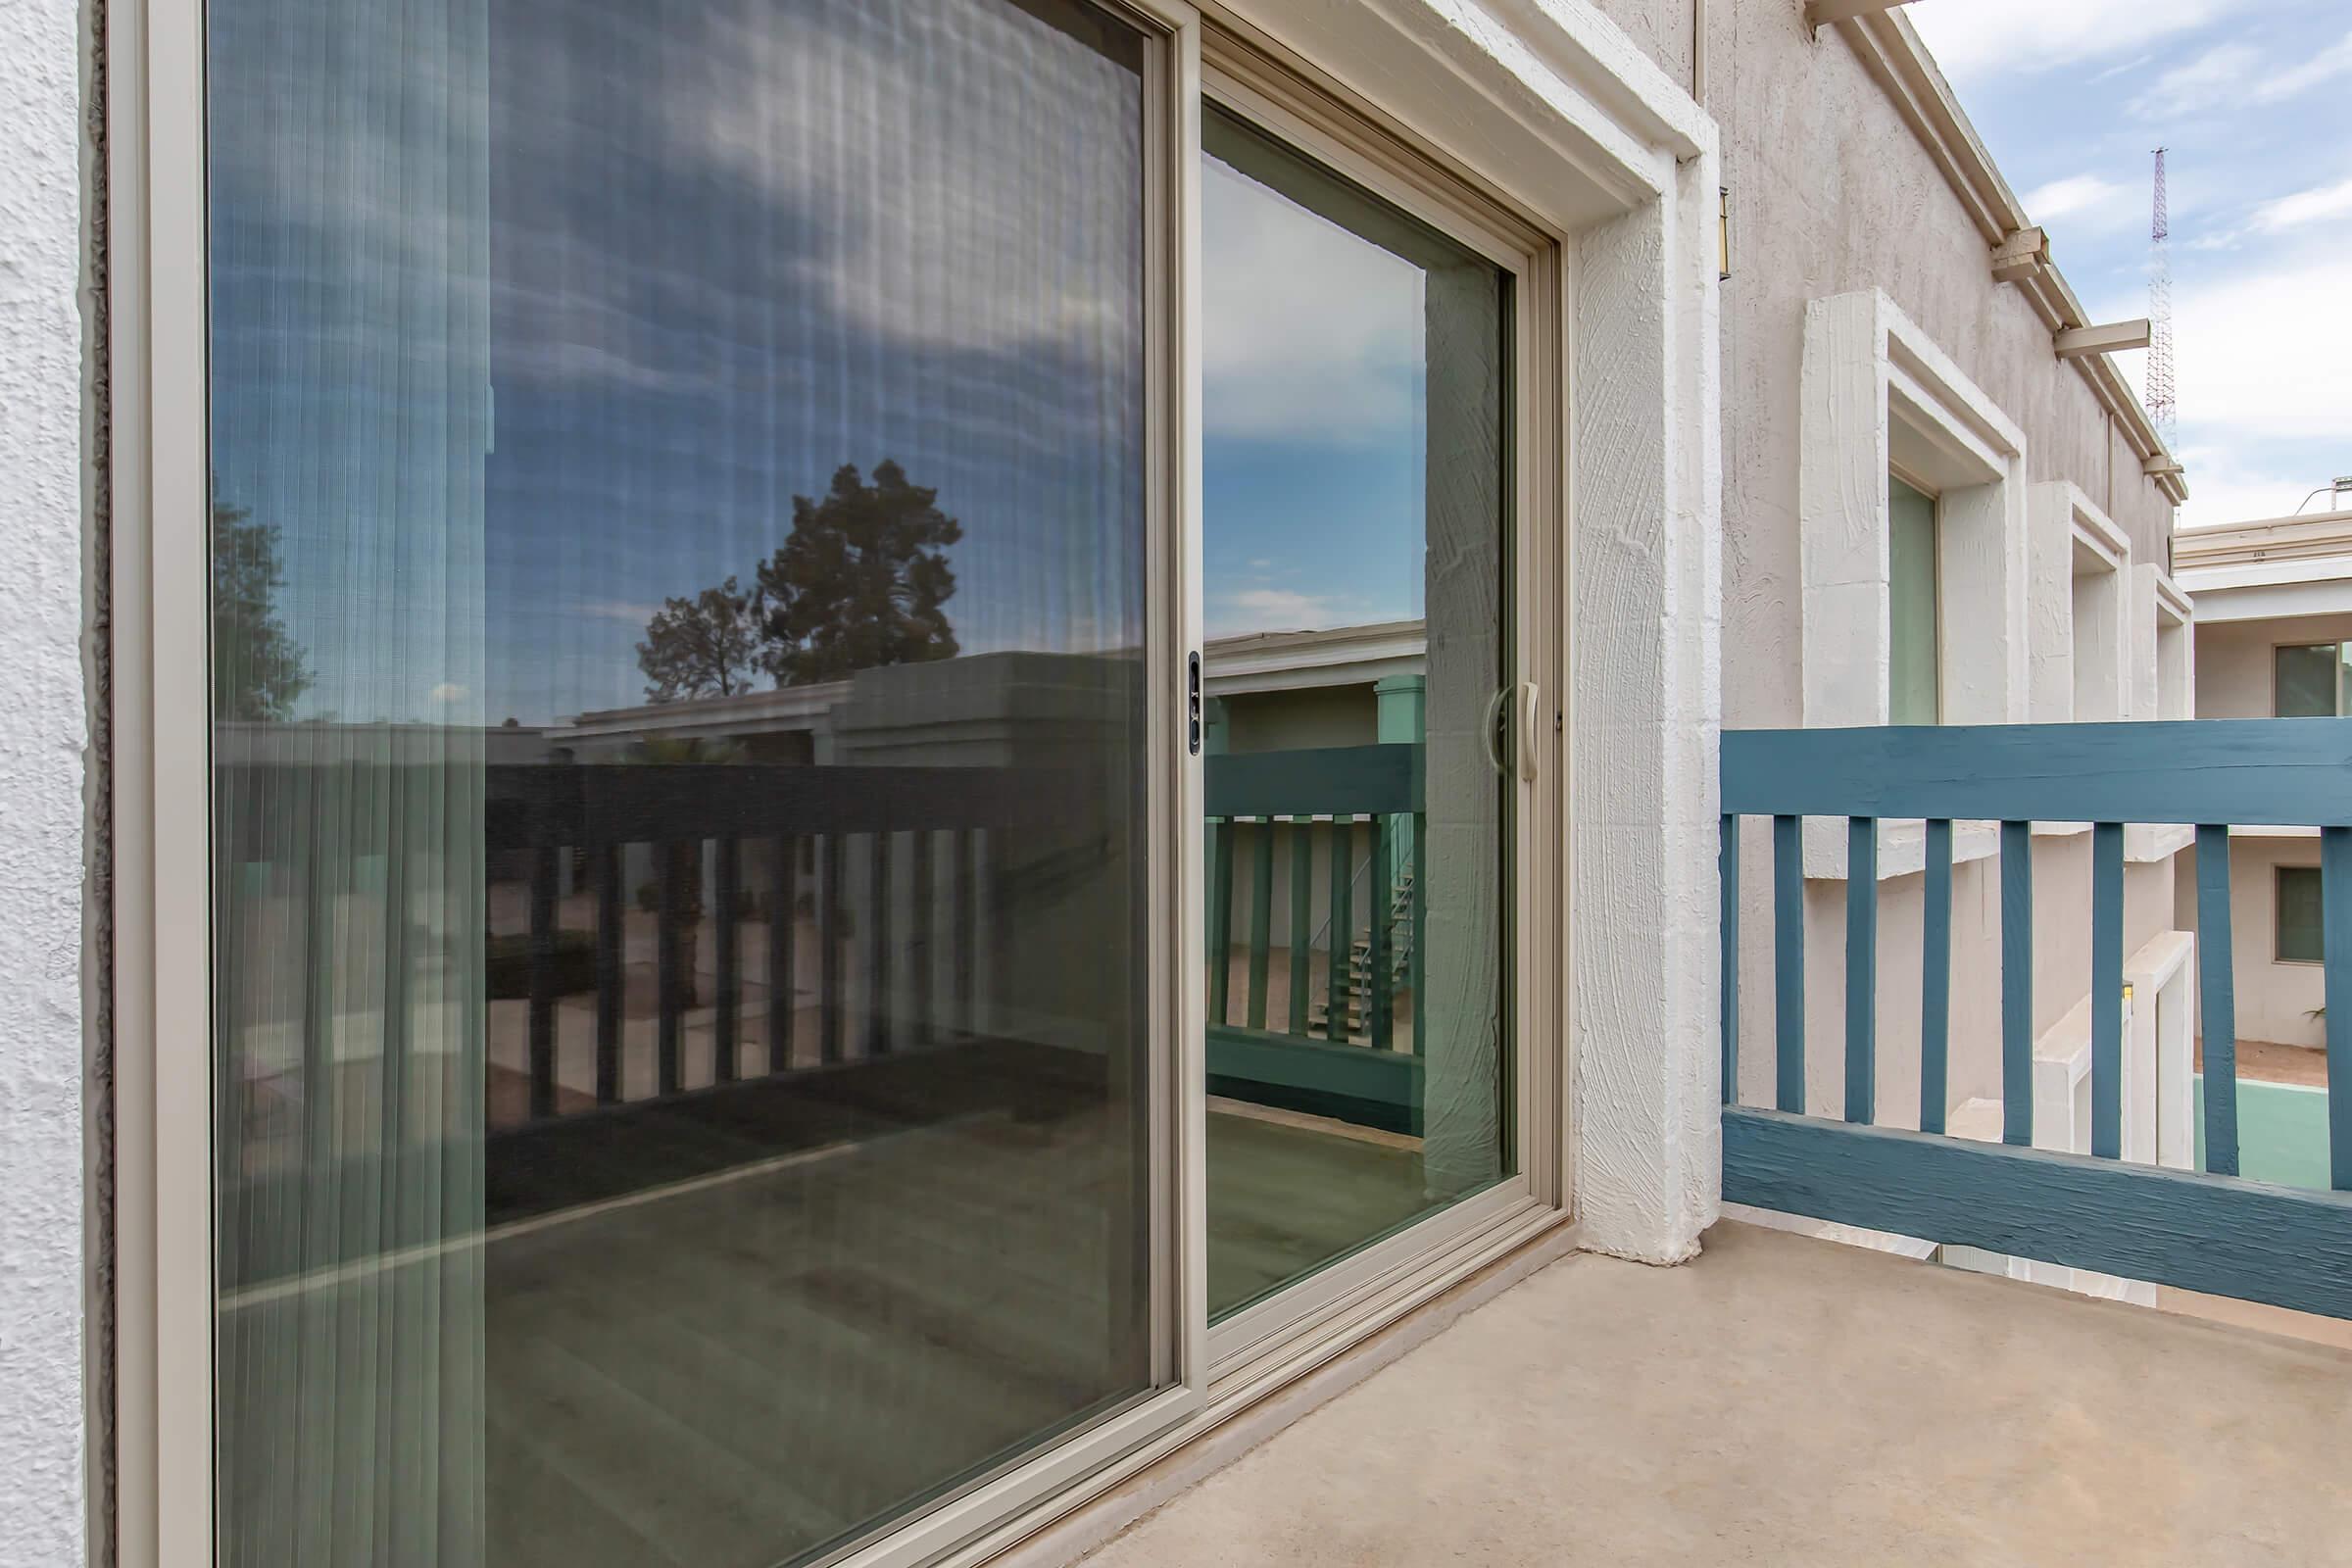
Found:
1084,1221 -> 2352,1567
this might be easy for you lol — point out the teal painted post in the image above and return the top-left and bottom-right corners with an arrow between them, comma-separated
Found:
1328,818 -> 1354,1042
1845,817 -> 1878,1124
1368,815 -> 1393,1051
1207,817 -> 1233,1028
2000,820 -> 2033,1147
1773,813 -> 1804,1114
2324,826 -> 2352,1190
2196,825 -> 2238,1177
2092,821 -> 2124,1159
1247,822 -> 1274,1030
1409,809 -> 1426,1055
1289,820 -> 1312,1036
1376,675 -> 1424,895
1720,813 -> 1739,1106
1920,818 -> 1953,1135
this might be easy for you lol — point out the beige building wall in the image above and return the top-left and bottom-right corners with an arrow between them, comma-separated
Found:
1693,7 -> 2184,1119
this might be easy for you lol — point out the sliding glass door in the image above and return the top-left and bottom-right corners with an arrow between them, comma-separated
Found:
1198,97 -> 1519,1323
206,1 -> 1179,1562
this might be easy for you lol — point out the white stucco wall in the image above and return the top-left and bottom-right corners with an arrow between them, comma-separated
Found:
1711,6 -> 2182,1128
0,0 -> 89,1558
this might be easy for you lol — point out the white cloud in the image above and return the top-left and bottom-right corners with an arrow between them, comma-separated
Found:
2250,176 -> 2352,234
2131,30 -> 2352,118
1200,153 -> 1426,445
2024,174 -> 2123,220
1908,0 -> 2236,82
670,0 -> 1142,356
2173,443 -> 2341,530
426,683 -> 470,705
577,600 -> 662,624
2169,257 -> 2352,445
2254,31 -> 2352,103
1210,585 -> 1341,637
2131,41 -> 2262,117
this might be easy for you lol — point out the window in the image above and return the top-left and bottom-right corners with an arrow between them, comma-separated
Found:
1200,101 -> 1512,1322
128,0 -> 1657,1556
2275,643 -> 2351,717
206,0 -> 1172,1560
1888,473 -> 1940,724
2278,865 -> 2326,963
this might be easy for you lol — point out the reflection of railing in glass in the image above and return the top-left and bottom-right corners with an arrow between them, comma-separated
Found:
1202,743 -> 1426,1135
217,757 -> 1096,1290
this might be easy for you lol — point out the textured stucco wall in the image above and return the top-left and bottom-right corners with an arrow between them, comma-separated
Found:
1705,4 -> 2176,742
0,0 -> 90,1558
1714,4 -> 2183,1125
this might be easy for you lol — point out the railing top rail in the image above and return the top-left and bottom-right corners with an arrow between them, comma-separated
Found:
1206,742 -> 1423,819
1723,718 -> 2352,827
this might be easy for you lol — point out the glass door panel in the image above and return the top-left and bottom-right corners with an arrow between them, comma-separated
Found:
207,1 -> 1166,1562
1199,105 -> 1512,1320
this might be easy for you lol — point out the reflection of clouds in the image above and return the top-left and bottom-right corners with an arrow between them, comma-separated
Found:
1203,155 -> 1425,446
669,0 -> 1143,356
1215,586 -> 1337,633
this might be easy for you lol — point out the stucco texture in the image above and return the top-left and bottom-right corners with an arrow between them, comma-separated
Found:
0,0 -> 90,1558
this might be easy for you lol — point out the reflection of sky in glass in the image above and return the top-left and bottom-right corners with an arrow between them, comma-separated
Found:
209,0 -> 1145,726
1202,152 -> 1427,639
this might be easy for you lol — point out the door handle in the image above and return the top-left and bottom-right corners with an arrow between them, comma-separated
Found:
1518,681 -> 1542,784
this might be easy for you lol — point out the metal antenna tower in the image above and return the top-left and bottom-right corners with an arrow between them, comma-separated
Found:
2146,147 -> 2176,448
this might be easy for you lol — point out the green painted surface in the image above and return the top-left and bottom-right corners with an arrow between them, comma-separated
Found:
2196,1075 -> 2333,1193
1888,474 -> 1940,726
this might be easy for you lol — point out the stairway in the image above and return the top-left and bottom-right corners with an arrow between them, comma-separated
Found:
1306,870 -> 1414,1042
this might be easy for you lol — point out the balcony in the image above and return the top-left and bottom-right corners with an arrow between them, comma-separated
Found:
1080,1218 -> 2352,1566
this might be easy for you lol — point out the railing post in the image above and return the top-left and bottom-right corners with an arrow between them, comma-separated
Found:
2195,825 -> 2238,1177
714,835 -> 740,1083
1773,813 -> 1804,1114
1720,813 -> 1739,1106
2325,826 -> 2352,1191
1289,820 -> 1312,1037
1844,817 -> 1878,1124
2000,820 -> 2033,1147
528,842 -> 558,1119
594,841 -> 621,1103
768,834 -> 797,1073
1920,818 -> 1952,1135
1248,821 -> 1273,1030
2092,821 -> 2124,1159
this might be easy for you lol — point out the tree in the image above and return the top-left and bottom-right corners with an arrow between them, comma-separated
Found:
635,575 -> 763,704
212,494 -> 312,722
755,461 -> 962,686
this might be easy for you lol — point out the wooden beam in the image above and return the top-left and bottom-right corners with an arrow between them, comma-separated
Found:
1807,0 -> 1913,28
1723,1107 -> 2352,1321
1990,224 -> 2047,283
2055,318 -> 2152,359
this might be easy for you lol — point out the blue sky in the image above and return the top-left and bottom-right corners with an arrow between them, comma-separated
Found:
1908,0 -> 2352,528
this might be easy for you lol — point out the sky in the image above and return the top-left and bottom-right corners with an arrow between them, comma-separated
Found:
208,0 -> 1445,725
1907,0 -> 2352,529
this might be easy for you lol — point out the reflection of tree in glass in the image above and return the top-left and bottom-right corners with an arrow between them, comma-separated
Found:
757,461 -> 961,686
635,576 -> 762,704
212,492 -> 312,722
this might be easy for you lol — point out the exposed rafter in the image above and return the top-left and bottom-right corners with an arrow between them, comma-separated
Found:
1824,11 -> 2187,505
2055,319 -> 2152,360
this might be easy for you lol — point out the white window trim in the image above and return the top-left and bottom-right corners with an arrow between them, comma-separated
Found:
2028,480 -> 2130,725
1799,289 -> 2027,879
2124,565 -> 2197,861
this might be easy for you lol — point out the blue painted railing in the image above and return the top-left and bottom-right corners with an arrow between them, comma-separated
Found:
1720,718 -> 2352,1320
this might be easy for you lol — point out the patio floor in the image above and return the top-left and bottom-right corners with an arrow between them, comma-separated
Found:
1081,1219 -> 2352,1567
